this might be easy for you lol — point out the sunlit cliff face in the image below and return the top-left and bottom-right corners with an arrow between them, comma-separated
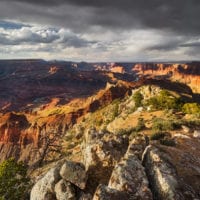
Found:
132,63 -> 200,93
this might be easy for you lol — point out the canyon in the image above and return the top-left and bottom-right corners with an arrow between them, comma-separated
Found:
0,60 -> 200,199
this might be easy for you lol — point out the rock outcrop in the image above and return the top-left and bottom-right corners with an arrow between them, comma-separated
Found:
142,145 -> 184,200
31,166 -> 61,200
60,161 -> 87,190
82,129 -> 129,193
31,160 -> 88,200
132,63 -> 200,93
55,179 -> 76,200
107,154 -> 153,199
30,129 -> 200,200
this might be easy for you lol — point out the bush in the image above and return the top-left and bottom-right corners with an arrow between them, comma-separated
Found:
150,132 -> 166,140
152,118 -> 179,132
160,139 -> 176,146
147,90 -> 182,110
0,158 -> 30,200
133,91 -> 143,108
182,103 -> 200,115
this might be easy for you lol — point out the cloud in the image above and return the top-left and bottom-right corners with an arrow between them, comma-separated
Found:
0,1 -> 199,61
0,24 -> 93,48
0,0 -> 199,35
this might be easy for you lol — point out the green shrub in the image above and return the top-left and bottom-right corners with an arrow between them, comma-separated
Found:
152,118 -> 179,132
133,91 -> 143,108
160,139 -> 176,146
182,103 -> 200,115
0,158 -> 30,200
150,132 -> 166,140
147,90 -> 182,110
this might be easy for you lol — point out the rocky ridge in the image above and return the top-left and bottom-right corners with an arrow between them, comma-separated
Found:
30,127 -> 200,200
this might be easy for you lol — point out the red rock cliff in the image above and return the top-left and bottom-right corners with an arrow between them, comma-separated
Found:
132,63 -> 200,93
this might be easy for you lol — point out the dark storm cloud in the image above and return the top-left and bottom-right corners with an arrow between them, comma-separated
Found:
0,0 -> 199,35
0,0 -> 200,35
180,42 -> 200,47
0,0 -> 200,61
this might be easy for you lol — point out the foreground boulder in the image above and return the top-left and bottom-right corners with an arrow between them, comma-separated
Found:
93,135 -> 152,200
55,179 -> 76,200
31,166 -> 61,200
60,160 -> 88,190
108,154 -> 153,199
81,129 -> 129,193
93,184 -> 129,200
82,129 -> 129,170
31,160 -> 88,200
142,145 -> 184,200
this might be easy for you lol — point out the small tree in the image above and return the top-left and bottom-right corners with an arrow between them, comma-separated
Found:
133,91 -> 143,108
37,129 -> 62,167
0,158 -> 30,200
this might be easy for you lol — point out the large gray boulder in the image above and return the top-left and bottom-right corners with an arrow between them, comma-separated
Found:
30,166 -> 61,200
142,145 -> 185,200
60,160 -> 88,190
108,154 -> 153,199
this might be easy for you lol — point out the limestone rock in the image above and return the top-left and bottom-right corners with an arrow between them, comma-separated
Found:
142,145 -> 184,200
55,179 -> 76,200
60,160 -> 87,190
127,135 -> 148,159
82,129 -> 129,170
181,125 -> 190,133
108,154 -> 153,200
30,166 -> 61,200
78,192 -> 93,200
93,184 -> 128,200
193,130 -> 200,138
81,129 -> 128,193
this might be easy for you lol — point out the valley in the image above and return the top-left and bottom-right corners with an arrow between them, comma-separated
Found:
0,60 -> 200,199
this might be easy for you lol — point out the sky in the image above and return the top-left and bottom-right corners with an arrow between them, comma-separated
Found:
0,0 -> 200,62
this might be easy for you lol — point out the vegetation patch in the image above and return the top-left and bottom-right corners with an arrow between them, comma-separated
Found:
152,117 -> 180,132
0,158 -> 30,200
133,91 -> 143,108
182,103 -> 200,115
147,90 -> 183,110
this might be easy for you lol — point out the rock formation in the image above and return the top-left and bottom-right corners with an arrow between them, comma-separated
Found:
30,128 -> 200,200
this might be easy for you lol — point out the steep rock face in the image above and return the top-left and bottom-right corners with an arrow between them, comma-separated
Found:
132,63 -> 200,93
0,112 -> 29,143
0,112 -> 67,165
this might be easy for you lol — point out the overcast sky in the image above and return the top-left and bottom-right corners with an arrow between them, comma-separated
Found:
0,0 -> 200,61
